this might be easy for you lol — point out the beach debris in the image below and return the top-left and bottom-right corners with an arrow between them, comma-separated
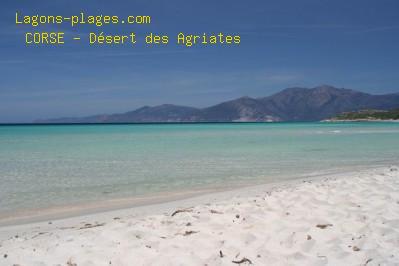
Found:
210,209 -> 223,214
31,232 -> 47,239
58,226 -> 75,230
66,258 -> 77,266
307,235 -> 312,240
219,250 -> 224,258
171,208 -> 193,217
364,258 -> 373,265
353,246 -> 361,252
316,224 -> 333,229
183,230 -> 198,236
79,222 -> 105,230
232,257 -> 253,264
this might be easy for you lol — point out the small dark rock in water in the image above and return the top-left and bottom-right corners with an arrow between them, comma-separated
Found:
235,214 -> 240,219
48,221 -> 52,225
307,235 -> 312,240
219,250 -> 224,258
186,222 -> 192,226
353,246 -> 360,252
3,254 -> 7,258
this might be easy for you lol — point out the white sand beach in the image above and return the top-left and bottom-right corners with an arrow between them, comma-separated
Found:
0,166 -> 398,266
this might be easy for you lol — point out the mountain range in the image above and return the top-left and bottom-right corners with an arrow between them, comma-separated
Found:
35,85 -> 399,123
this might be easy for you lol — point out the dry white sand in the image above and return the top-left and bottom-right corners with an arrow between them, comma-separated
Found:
0,166 -> 398,266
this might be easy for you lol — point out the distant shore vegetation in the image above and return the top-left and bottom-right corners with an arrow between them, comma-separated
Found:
331,109 -> 399,121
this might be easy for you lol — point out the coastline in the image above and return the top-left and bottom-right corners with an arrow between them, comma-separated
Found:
1,165 -> 398,265
322,119 -> 399,122
0,164 -> 383,227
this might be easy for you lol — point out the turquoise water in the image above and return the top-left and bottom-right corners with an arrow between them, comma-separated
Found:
0,122 -> 398,215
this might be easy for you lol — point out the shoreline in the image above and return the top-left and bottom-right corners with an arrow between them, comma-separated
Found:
322,119 -> 399,122
1,165 -> 399,265
0,164 -> 383,228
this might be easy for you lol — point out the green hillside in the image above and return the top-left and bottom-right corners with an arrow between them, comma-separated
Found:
333,109 -> 399,120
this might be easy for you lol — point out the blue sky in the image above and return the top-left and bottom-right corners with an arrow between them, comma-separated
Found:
1,0 -> 399,122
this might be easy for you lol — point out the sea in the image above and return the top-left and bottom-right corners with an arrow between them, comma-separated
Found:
1,122 -> 398,220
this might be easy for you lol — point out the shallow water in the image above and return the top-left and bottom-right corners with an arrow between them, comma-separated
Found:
0,122 -> 398,215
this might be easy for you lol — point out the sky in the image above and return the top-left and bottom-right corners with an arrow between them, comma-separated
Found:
0,0 -> 399,122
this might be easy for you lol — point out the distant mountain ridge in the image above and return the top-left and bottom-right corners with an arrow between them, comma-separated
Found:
35,85 -> 399,123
